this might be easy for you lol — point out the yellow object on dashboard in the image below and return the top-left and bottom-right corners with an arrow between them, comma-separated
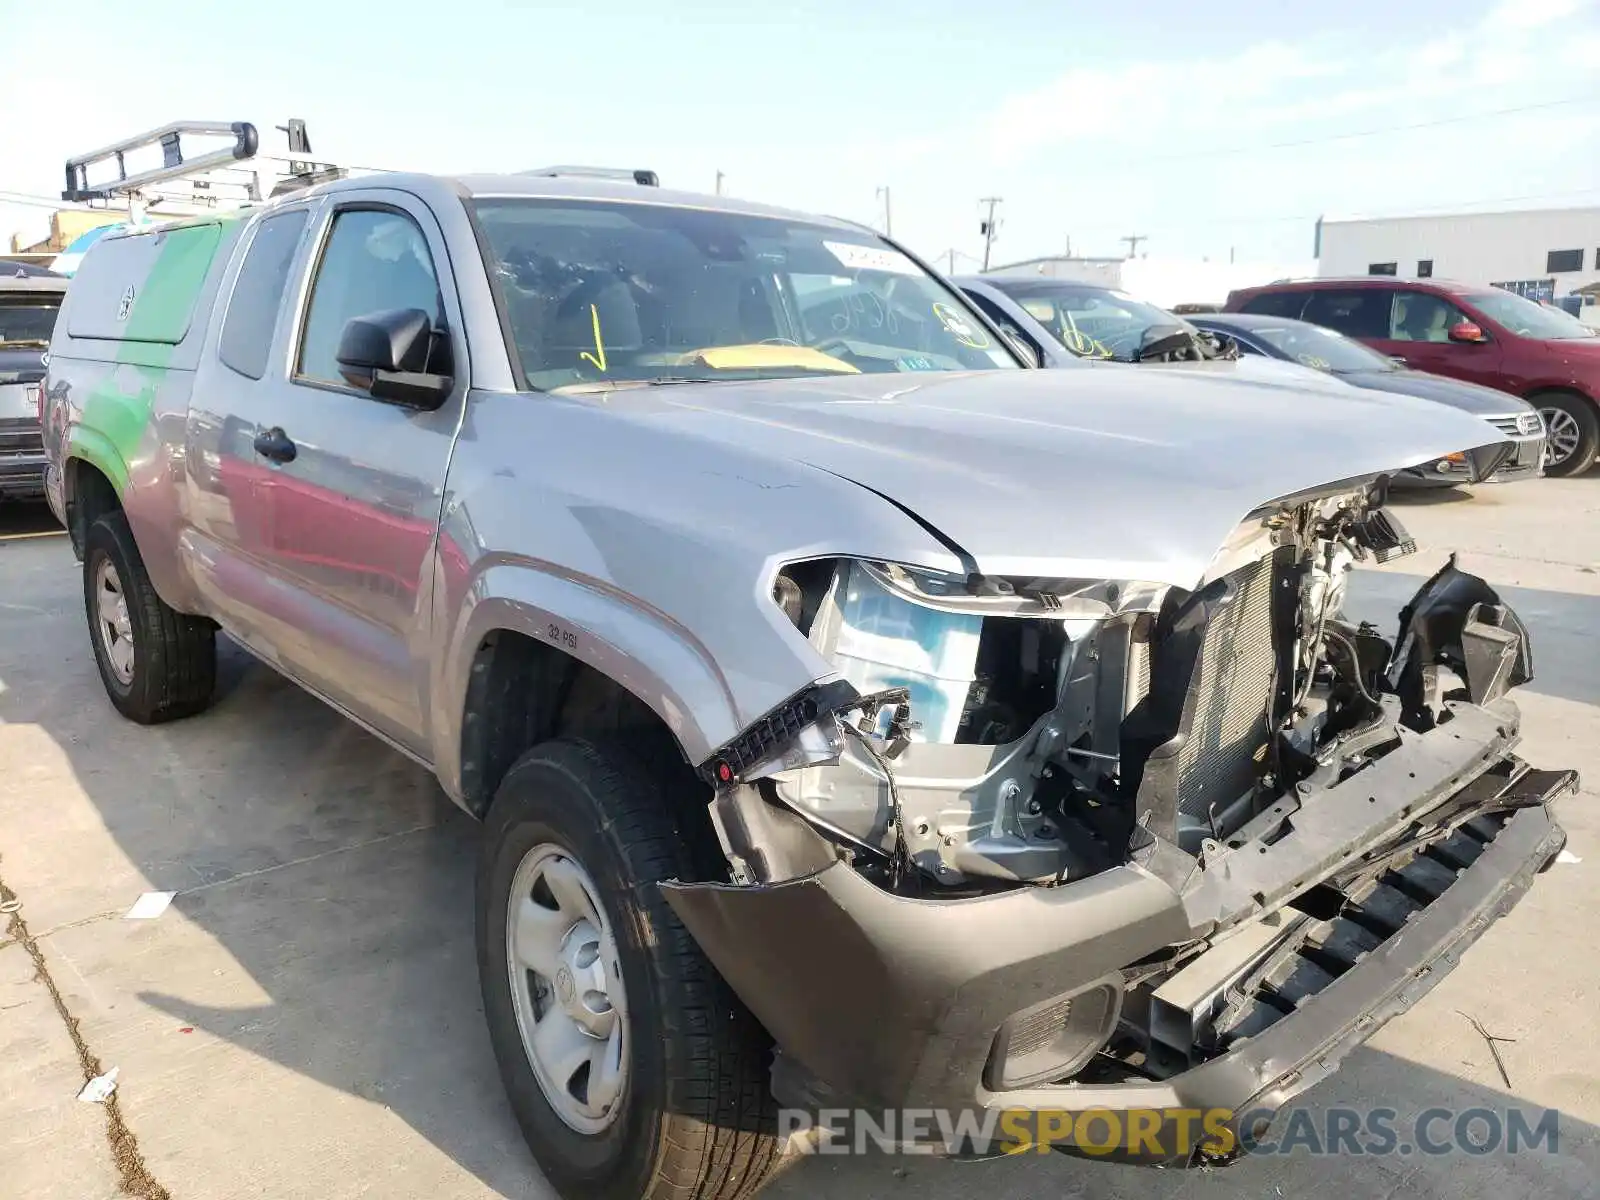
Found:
688,344 -> 861,373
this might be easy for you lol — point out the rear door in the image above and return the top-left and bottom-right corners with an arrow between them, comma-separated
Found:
192,190 -> 467,754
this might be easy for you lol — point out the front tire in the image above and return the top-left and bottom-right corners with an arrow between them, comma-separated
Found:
82,511 -> 216,723
477,738 -> 780,1200
1533,392 -> 1599,477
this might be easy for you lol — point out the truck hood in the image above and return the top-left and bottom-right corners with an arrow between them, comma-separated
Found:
625,368 -> 1510,587
1337,368 -> 1533,416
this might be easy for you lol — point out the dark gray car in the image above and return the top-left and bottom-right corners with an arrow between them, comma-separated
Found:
1192,313 -> 1546,485
0,271 -> 66,500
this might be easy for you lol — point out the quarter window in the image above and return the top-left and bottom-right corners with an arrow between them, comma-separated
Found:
1300,289 -> 1392,339
1236,291 -> 1306,318
296,208 -> 443,387
220,209 -> 309,379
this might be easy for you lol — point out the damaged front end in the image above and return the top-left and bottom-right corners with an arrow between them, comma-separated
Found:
668,484 -> 1573,1163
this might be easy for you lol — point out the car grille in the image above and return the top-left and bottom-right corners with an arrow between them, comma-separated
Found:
1488,412 -> 1544,438
1175,557 -> 1277,829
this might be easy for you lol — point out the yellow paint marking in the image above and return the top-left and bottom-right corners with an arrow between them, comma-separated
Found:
579,304 -> 608,372
0,528 -> 66,541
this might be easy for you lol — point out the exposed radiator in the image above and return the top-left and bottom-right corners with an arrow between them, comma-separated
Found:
1174,556 -> 1277,830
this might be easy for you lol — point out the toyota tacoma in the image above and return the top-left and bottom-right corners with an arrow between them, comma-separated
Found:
43,168 -> 1573,1200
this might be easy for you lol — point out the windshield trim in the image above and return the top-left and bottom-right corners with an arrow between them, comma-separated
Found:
464,196 -> 1024,392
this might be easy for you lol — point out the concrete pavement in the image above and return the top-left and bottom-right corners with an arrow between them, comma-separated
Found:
1,481 -> 1597,1199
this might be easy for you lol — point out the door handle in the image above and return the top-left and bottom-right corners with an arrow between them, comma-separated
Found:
253,426 -> 297,464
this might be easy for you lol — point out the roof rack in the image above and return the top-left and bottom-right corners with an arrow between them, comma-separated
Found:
63,122 -> 260,203
60,118 -> 349,217
519,165 -> 660,187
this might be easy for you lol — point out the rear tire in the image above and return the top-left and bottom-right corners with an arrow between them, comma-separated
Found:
477,738 -> 780,1200
1533,391 -> 1598,477
82,511 -> 216,723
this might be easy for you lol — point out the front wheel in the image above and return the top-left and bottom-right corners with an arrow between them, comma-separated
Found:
477,738 -> 780,1200
82,511 -> 216,723
1534,392 -> 1599,477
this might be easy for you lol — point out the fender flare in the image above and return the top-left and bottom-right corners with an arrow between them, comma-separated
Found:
432,561 -> 751,800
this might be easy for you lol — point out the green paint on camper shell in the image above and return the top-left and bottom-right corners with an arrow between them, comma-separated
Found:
73,217 -> 233,494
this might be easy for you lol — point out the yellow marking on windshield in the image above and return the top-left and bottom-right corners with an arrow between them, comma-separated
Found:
579,304 -> 608,372
1295,353 -> 1331,371
689,344 -> 860,373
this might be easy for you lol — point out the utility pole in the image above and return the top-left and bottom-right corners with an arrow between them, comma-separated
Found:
979,197 -> 1003,271
715,170 -> 725,195
876,186 -> 892,236
1120,234 -> 1147,259
944,248 -> 958,275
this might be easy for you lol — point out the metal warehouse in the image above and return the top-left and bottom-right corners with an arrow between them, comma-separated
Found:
1315,205 -> 1600,319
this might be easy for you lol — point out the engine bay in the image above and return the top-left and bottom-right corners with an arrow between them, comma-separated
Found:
759,485 -> 1530,892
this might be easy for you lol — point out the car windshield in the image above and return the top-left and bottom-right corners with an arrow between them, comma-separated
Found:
1464,289 -> 1596,340
1237,321 -> 1397,374
985,282 -> 1188,360
0,297 -> 62,347
470,199 -> 1020,390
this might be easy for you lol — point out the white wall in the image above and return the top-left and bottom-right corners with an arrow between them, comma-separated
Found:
1317,207 -> 1600,296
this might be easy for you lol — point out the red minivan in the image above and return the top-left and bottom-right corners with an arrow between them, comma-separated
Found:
1226,277 -> 1600,476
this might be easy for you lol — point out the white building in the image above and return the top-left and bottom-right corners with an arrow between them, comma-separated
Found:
1315,206 -> 1600,309
981,254 -> 1316,310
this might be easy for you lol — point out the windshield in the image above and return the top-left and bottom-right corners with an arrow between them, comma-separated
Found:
986,281 -> 1189,360
470,199 -> 1019,389
1238,321 -> 1397,373
0,297 -> 62,347
1465,289 -> 1596,340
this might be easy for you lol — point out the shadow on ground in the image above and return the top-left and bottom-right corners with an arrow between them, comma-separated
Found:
1,506 -> 1597,1199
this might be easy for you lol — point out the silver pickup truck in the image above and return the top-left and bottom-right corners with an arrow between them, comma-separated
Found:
43,170 -> 1573,1199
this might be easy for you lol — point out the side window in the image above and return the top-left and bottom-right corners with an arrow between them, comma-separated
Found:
1236,291 -> 1304,318
1389,291 -> 1470,343
1301,289 -> 1391,339
296,208 -> 443,387
965,291 -> 1032,346
219,209 -> 309,379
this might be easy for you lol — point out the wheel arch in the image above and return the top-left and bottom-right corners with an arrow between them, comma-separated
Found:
440,574 -> 745,819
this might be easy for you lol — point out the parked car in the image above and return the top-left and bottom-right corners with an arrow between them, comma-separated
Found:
1,269 -> 67,501
960,276 -> 1528,488
1191,313 -> 1546,486
1226,276 -> 1600,476
45,173 -> 1569,1198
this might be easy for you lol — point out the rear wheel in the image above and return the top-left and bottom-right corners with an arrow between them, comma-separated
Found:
1533,392 -> 1599,477
477,738 -> 780,1200
82,511 -> 216,723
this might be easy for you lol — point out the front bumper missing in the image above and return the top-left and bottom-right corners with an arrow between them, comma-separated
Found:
663,733 -> 1573,1165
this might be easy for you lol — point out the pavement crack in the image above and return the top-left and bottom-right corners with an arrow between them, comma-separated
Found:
177,822 -> 439,899
0,869 -> 173,1200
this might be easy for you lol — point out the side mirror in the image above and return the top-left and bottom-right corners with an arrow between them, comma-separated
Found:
1448,320 -> 1488,344
1000,325 -> 1042,368
336,308 -> 454,408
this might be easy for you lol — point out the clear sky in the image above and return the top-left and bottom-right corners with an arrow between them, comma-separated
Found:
3,0 -> 1597,268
